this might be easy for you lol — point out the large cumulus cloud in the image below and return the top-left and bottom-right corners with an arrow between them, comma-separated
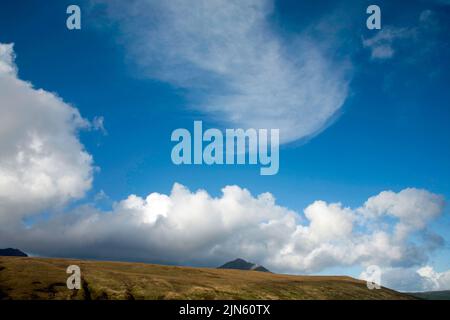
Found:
2,182 -> 445,282
0,43 -> 94,225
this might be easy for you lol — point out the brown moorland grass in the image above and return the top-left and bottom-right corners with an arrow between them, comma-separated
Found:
0,256 -> 415,300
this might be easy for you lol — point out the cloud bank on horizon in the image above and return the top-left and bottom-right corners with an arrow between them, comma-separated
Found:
1,180 -> 448,291
97,0 -> 350,144
5,185 -> 444,274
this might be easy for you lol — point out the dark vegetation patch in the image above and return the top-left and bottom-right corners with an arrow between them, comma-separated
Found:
82,279 -> 92,300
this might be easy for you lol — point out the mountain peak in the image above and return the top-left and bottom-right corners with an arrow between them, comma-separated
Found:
0,248 -> 28,257
218,258 -> 271,273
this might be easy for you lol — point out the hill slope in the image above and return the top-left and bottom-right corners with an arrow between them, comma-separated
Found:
0,256 -> 414,300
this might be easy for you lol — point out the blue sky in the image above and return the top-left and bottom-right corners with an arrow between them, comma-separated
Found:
1,0 -> 450,291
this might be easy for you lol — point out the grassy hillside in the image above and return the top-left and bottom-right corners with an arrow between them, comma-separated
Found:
0,256 -> 414,300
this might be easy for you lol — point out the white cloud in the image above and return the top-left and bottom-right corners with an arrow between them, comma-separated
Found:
0,44 -> 16,75
363,9 -> 442,61
0,43 -> 94,224
97,0 -> 350,144
2,183 -> 445,279
360,266 -> 450,292
359,188 -> 445,240
417,266 -> 450,291
91,116 -> 107,135
363,27 -> 415,60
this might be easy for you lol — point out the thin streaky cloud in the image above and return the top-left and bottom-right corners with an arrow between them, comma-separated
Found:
97,0 -> 351,144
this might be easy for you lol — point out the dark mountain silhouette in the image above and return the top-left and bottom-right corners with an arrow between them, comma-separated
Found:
0,248 -> 28,257
218,258 -> 271,272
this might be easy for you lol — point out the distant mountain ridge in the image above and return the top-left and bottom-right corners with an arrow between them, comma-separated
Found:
218,258 -> 271,272
409,290 -> 450,300
0,248 -> 28,257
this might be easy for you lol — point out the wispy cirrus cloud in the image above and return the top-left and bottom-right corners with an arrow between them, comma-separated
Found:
96,0 -> 350,144
362,9 -> 443,61
363,27 -> 415,60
